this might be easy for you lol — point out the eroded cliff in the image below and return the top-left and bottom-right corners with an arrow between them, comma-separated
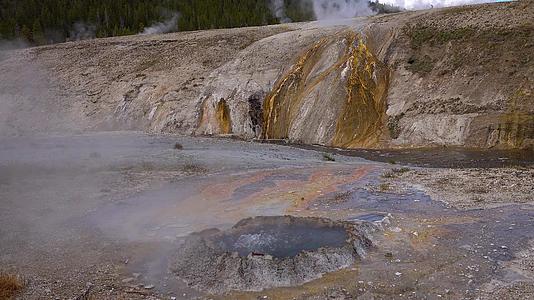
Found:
1,1 -> 532,150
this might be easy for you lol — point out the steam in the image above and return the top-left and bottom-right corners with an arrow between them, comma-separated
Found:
0,39 -> 29,52
271,0 -> 292,23
271,0 -> 500,23
379,0 -> 499,10
141,14 -> 180,35
313,0 -> 375,19
69,22 -> 96,41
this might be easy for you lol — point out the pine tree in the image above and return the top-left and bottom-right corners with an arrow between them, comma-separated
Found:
21,25 -> 33,42
32,19 -> 45,44
2,0 -> 380,45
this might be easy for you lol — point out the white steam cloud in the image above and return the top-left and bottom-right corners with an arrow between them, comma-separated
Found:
379,0 -> 499,10
271,0 -> 501,23
313,0 -> 375,19
141,14 -> 180,35
271,0 -> 375,23
69,22 -> 96,41
272,0 -> 292,23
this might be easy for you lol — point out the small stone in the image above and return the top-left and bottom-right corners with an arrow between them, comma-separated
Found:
144,284 -> 155,289
390,227 -> 402,233
395,272 -> 402,276
122,277 -> 135,283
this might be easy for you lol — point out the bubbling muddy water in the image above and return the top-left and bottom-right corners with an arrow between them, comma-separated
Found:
215,217 -> 348,257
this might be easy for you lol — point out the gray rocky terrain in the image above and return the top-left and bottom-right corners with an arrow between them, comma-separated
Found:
0,1 -> 533,300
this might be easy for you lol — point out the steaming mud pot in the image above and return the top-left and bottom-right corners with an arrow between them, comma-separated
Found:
174,216 -> 382,293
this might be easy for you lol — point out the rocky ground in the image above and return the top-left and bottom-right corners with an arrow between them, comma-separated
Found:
0,132 -> 532,299
477,239 -> 534,299
380,166 -> 534,210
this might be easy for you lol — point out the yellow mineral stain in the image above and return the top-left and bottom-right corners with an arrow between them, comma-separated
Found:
216,99 -> 232,134
497,87 -> 534,148
262,38 -> 329,139
332,34 -> 390,148
262,31 -> 390,148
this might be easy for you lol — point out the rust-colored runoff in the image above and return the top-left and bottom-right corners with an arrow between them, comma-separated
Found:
216,98 -> 232,134
262,38 -> 329,140
497,87 -> 534,148
332,34 -> 390,148
262,31 -> 390,148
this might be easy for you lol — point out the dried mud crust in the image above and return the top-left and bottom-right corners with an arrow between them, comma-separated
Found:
385,166 -> 534,210
173,215 -> 380,293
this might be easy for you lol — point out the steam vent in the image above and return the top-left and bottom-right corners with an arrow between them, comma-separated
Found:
173,216 -> 381,293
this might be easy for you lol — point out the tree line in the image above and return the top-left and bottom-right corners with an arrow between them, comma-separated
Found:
0,0 -> 397,45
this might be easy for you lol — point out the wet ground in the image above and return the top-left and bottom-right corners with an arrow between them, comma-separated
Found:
0,132 -> 533,299
264,140 -> 534,168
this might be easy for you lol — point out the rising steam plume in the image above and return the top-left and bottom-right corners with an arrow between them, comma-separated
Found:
272,0 -> 292,23
271,0 -> 376,23
141,14 -> 180,35
270,0 -> 501,23
312,0 -> 375,19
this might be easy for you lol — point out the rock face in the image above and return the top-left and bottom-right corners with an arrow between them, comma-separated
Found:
0,1 -> 532,149
261,31 -> 389,148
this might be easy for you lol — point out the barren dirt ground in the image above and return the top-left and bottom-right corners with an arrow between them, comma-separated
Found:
0,132 -> 533,299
